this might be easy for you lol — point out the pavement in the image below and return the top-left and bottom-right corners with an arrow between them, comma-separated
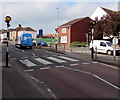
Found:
1,42 -> 120,99
44,45 -> 120,67
2,57 -> 47,99
1,47 -> 54,99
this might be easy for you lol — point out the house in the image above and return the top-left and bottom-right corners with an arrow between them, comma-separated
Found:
9,24 -> 37,41
9,29 -> 16,41
57,17 -> 92,46
0,29 -> 7,42
17,26 -> 37,39
90,6 -> 118,20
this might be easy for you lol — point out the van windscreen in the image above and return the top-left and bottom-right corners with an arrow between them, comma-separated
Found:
106,42 -> 112,46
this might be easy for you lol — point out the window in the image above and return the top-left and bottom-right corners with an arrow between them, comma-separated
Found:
106,42 -> 112,47
62,28 -> 66,33
60,36 -> 67,43
100,42 -> 106,47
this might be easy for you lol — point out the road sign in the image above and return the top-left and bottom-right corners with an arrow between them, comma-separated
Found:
112,37 -> 118,45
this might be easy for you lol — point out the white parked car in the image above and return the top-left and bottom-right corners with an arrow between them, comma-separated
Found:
89,40 -> 120,55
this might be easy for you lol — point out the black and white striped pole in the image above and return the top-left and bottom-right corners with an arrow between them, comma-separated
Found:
5,16 -> 11,67
90,20 -> 96,60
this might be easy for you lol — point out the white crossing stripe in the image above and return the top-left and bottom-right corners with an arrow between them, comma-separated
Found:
47,57 -> 66,63
24,69 -> 34,72
70,63 -> 79,66
58,56 -> 79,61
40,67 -> 50,70
34,58 -> 53,65
55,65 -> 64,68
82,63 -> 90,64
20,59 -> 37,67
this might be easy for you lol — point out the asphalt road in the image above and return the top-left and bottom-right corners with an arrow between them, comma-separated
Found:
2,44 -> 120,98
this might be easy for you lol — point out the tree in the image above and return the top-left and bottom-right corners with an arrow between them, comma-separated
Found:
93,11 -> 120,40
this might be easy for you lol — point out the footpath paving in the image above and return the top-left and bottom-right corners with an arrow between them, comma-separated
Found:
1,57 -> 46,99
1,56 -> 56,99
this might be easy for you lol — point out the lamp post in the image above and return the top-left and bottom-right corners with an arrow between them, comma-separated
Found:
56,8 -> 59,28
5,16 -> 11,67
55,8 -> 59,51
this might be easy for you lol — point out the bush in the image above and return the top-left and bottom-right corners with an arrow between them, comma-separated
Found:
70,41 -> 88,47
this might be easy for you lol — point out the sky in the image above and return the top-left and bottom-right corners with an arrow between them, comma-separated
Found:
0,0 -> 119,34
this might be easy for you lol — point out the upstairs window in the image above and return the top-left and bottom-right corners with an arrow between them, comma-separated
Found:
62,28 -> 66,33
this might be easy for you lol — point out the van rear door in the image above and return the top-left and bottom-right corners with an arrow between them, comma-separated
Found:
22,33 -> 33,46
27,34 -> 33,46
22,34 -> 28,46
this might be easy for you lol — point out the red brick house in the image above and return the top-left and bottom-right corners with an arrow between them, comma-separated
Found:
57,17 -> 92,46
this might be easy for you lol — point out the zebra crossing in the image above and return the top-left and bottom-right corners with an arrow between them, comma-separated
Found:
19,55 -> 79,70
20,59 -> 37,67
34,58 -> 53,65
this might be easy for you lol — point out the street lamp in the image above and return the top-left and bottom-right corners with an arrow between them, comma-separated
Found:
55,8 -> 59,51
56,8 -> 59,27
5,16 -> 11,67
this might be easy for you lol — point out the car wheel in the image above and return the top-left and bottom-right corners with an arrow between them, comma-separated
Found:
107,50 -> 112,55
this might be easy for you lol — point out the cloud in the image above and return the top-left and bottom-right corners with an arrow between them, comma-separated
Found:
65,2 -> 118,19
1,2 -> 119,34
2,2 -> 59,29
1,0 -> 119,2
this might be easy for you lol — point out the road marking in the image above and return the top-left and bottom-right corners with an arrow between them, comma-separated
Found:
20,59 -> 37,67
92,61 -> 98,63
32,53 -> 36,57
40,67 -> 50,70
55,65 -> 64,68
93,74 -> 120,90
65,50 -> 71,52
63,67 -> 91,74
58,56 -> 79,61
24,69 -> 34,72
28,75 -> 39,82
82,63 -> 90,64
47,88 -> 57,99
70,63 -> 79,66
47,57 -> 66,63
63,66 -> 120,90
13,58 -> 17,59
27,74 -> 57,99
100,63 -> 118,70
21,57 -> 28,59
35,58 -> 53,65
45,51 -> 54,53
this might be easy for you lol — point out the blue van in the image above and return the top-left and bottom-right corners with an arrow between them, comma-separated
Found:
15,33 -> 33,48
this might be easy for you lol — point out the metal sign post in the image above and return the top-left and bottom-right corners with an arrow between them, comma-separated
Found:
91,29 -> 94,60
112,36 -> 118,60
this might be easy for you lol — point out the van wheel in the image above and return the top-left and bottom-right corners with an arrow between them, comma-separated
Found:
107,50 -> 112,55
29,46 -> 32,49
